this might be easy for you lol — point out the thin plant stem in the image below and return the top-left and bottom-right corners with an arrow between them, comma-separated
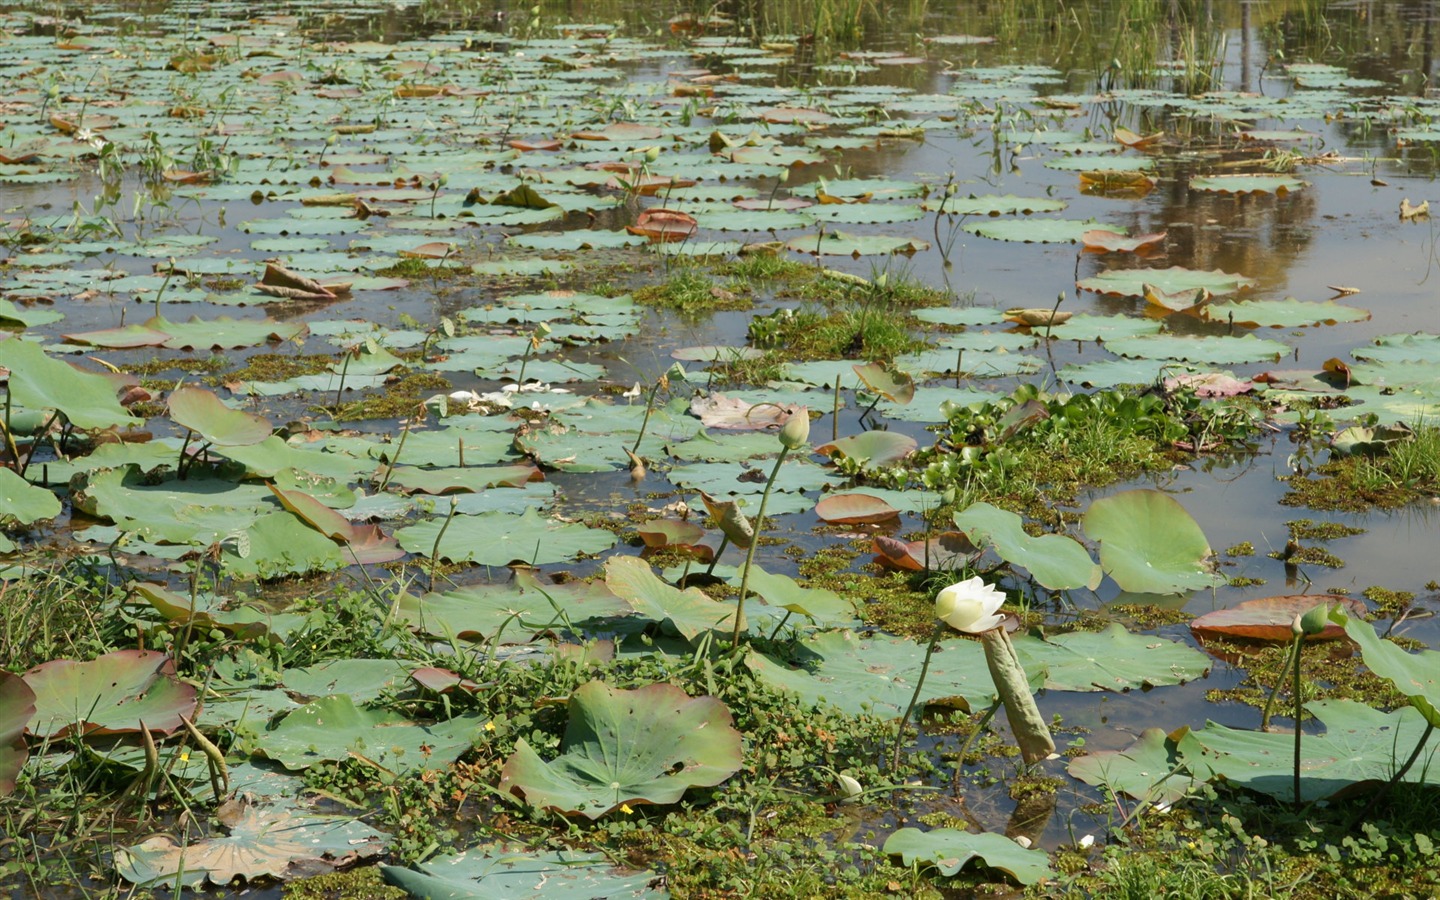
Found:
1292,631 -> 1304,808
732,445 -> 790,647
952,700 -> 1001,794
631,381 -> 662,455
1260,636 -> 1301,731
705,534 -> 729,575
428,496 -> 460,590
893,619 -> 946,772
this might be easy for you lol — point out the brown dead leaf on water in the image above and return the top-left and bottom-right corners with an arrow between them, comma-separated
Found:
1400,198 -> 1430,221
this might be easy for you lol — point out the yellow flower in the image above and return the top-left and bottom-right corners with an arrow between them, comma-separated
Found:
484,721 -> 496,732
620,803 -> 634,814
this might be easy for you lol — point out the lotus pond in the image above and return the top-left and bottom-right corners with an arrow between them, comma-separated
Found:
4,0 -> 1440,896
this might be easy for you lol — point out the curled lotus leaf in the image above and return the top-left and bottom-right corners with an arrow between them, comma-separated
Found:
1190,594 -> 1363,644
604,556 -> 741,643
0,337 -> 142,430
499,680 -> 743,819
814,492 -> 900,524
168,386 -> 273,447
23,650 -> 198,738
0,468 -> 61,526
883,828 -> 1055,885
953,502 -> 1100,591
0,674 -> 35,796
853,361 -> 916,404
814,430 -> 918,468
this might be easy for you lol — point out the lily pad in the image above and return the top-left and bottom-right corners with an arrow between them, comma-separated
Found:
964,219 -> 1124,244
952,503 -> 1100,591
383,846 -> 666,899
1067,726 -> 1205,805
883,828 -> 1055,885
604,556 -> 741,643
814,430 -> 917,468
116,803 -> 388,888
168,386 -> 273,446
1190,174 -> 1306,195
498,680 -> 743,818
396,508 -> 617,566
1106,333 -> 1290,365
1077,266 -> 1256,299
1082,490 -> 1215,594
0,468 -> 61,526
1017,625 -> 1211,691
0,338 -> 142,430
24,650 -> 198,738
256,694 -> 481,772
0,674 -> 35,796
1190,595 -> 1363,644
1203,297 -> 1369,329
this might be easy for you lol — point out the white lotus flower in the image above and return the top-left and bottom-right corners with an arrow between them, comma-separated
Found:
935,576 -> 1006,634
836,773 -> 863,803
1078,834 -> 1095,849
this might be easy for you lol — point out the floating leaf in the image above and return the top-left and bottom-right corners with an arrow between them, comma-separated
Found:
853,361 -> 915,405
0,468 -> 61,526
883,829 -> 1055,885
1081,230 -> 1166,253
1106,333 -> 1290,365
1017,625 -> 1210,691
498,681 -> 743,818
872,532 -> 979,572
784,230 -> 929,257
814,492 -> 900,524
1068,726 -> 1203,805
964,219 -> 1124,244
1203,297 -> 1370,329
1190,595 -> 1363,644
1082,490 -> 1215,594
1077,266 -> 1256,299
24,650 -> 198,738
733,567 -> 855,625
396,571 -> 628,643
1190,174 -> 1306,195
396,508 -> 617,566
382,846 -> 665,899
690,394 -> 805,430
952,502 -> 1100,591
116,803 -> 388,888
0,338 -> 142,430
257,694 -> 480,772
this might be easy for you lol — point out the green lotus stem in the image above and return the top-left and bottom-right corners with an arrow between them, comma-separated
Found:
767,610 -> 793,642
732,445 -> 790,647
705,533 -> 728,576
377,413 -> 416,492
952,699 -> 1001,794
180,714 -> 229,801
153,258 -> 176,317
1261,636 -> 1301,731
893,619 -> 946,772
1044,290 -> 1064,342
631,381 -> 662,455
428,496 -> 460,590
1292,629 -> 1305,808
832,375 -> 841,441
980,627 -> 1055,766
334,347 -> 353,408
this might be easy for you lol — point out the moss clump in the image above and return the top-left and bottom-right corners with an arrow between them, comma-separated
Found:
284,866 -> 406,900
1286,519 -> 1366,541
206,353 -> 334,387
1224,541 -> 1255,557
333,372 -> 452,420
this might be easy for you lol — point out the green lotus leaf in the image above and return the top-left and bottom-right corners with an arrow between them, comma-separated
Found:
747,630 -> 993,717
396,507 -> 617,566
926,194 -> 1066,215
0,298 -> 64,329
1334,609 -> 1440,727
498,680 -> 743,819
222,510 -> 348,578
883,828 -> 1055,885
953,502 -> 1100,591
156,314 -> 306,349
257,694 -> 481,772
1046,313 -> 1164,342
667,460 -> 841,496
896,349 -> 1044,379
1106,333 -> 1290,365
1082,489 -> 1216,594
1058,357 -> 1199,388
852,361 -> 916,404
1077,266 -> 1256,299
0,338 -> 142,430
0,673 -> 35,796
964,218 -> 1124,243
1190,174 -> 1306,195
785,230 -> 929,257
1203,297 -> 1369,328
131,582 -> 271,640
796,178 -> 927,199
278,659 -> 416,704
814,430 -> 918,468
168,386 -> 273,447
1352,332 -> 1440,365
1067,726 -> 1205,805
1183,700 -> 1440,802
396,571 -> 630,643
912,307 -> 1010,327
604,556 -> 741,643
116,804 -> 388,888
1016,625 -> 1210,691
23,650 -> 198,739
384,464 -> 541,494
728,566 -> 856,625
0,468 -> 60,527
1044,155 -> 1155,172
382,845 -> 666,899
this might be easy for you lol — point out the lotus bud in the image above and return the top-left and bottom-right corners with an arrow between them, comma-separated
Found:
1298,602 -> 1330,637
326,133 -> 339,146
778,408 -> 810,450
935,576 -> 1005,634
778,168 -> 790,184
644,145 -> 661,163
666,362 -> 688,382
534,321 -> 552,339
836,773 -> 863,803
1290,613 -> 1304,637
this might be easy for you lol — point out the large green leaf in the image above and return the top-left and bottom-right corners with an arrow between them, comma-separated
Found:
965,218 -> 1124,243
1077,266 -> 1256,299
498,681 -> 743,818
1016,625 -> 1210,691
116,803 -> 388,888
0,338 -> 142,430
952,502 -> 1100,591
727,566 -> 856,626
23,650 -> 198,738
1067,726 -> 1204,805
1334,609 -> 1440,726
814,430 -> 917,468
883,828 -> 1054,885
383,846 -> 667,899
1183,700 -> 1440,802
0,468 -> 60,526
604,556 -> 741,643
168,386 -> 273,446
1106,334 -> 1290,365
747,630 -> 993,717
0,673 -> 35,796
396,508 -> 617,566
1203,297 -> 1369,329
256,695 -> 481,772
396,572 -> 630,642
1082,490 -> 1216,594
